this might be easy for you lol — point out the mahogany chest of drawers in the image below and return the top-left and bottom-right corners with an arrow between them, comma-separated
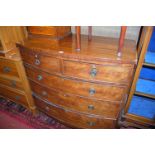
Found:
17,33 -> 137,128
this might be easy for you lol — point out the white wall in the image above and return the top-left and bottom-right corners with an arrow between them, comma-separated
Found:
71,26 -> 140,42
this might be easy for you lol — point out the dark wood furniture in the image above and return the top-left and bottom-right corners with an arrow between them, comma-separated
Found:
17,26 -> 137,128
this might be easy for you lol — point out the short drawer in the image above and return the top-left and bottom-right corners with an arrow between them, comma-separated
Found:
27,26 -> 56,36
26,66 -> 127,102
0,76 -> 23,90
0,84 -> 28,107
0,58 -> 19,78
63,60 -> 134,84
30,81 -> 121,118
20,49 -> 61,74
34,95 -> 116,129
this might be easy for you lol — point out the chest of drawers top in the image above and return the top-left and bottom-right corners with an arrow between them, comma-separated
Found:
17,34 -> 137,65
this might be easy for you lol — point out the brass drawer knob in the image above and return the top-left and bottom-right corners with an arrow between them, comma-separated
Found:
34,54 -> 39,58
37,75 -> 43,81
87,121 -> 96,126
89,88 -> 96,95
90,67 -> 97,77
11,80 -> 16,87
3,66 -> 11,73
15,96 -> 21,100
88,105 -> 94,110
42,91 -> 47,96
35,59 -> 40,65
45,106 -> 49,111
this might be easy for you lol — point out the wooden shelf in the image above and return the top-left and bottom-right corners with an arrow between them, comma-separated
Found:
143,62 -> 155,68
136,78 -> 155,97
135,91 -> 155,99
122,113 -> 155,127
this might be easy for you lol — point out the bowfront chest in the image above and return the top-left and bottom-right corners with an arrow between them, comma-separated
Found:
17,28 -> 137,128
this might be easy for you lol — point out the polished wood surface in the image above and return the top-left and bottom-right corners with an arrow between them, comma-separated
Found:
0,26 -> 36,113
118,26 -> 127,57
0,58 -> 19,78
0,75 -> 23,90
0,57 -> 36,112
0,84 -> 28,107
34,95 -> 116,129
25,65 -> 127,102
30,80 -> 121,118
63,60 -> 134,85
27,26 -> 71,39
18,26 -> 138,128
17,34 -> 137,64
20,49 -> 61,73
0,27 -> 27,57
76,26 -> 81,51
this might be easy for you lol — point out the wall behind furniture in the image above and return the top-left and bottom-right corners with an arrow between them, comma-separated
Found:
71,26 -> 140,42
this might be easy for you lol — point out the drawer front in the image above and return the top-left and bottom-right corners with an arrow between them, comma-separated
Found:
0,85 -> 28,107
0,59 -> 19,78
26,66 -> 126,102
27,26 -> 56,36
0,76 -> 23,90
30,81 -> 121,118
63,60 -> 134,84
34,95 -> 116,129
20,50 -> 61,74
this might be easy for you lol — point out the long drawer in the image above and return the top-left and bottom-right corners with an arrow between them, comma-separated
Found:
30,80 -> 121,118
20,49 -> 61,74
0,75 -> 23,90
25,65 -> 127,102
63,60 -> 134,85
34,95 -> 116,129
0,58 -> 19,78
0,84 -> 28,107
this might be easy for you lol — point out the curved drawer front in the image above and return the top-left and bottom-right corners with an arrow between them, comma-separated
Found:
0,84 -> 28,107
30,80 -> 121,118
0,76 -> 23,90
63,60 -> 133,84
20,49 -> 61,74
26,66 -> 126,102
34,95 -> 116,129
0,59 -> 19,78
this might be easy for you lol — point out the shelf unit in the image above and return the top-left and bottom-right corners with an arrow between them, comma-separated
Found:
122,26 -> 155,128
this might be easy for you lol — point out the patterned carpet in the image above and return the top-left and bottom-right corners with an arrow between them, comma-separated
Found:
0,97 -> 70,129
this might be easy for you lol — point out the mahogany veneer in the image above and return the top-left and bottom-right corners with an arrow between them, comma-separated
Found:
18,29 -> 137,128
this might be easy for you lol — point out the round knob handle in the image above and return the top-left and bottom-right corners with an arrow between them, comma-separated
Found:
42,91 -> 47,96
90,68 -> 97,77
45,106 -> 49,111
37,75 -> 43,81
88,105 -> 94,110
35,59 -> 40,65
87,121 -> 96,126
3,66 -> 11,73
11,80 -> 16,87
89,88 -> 96,95
34,54 -> 39,58
15,96 -> 20,100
